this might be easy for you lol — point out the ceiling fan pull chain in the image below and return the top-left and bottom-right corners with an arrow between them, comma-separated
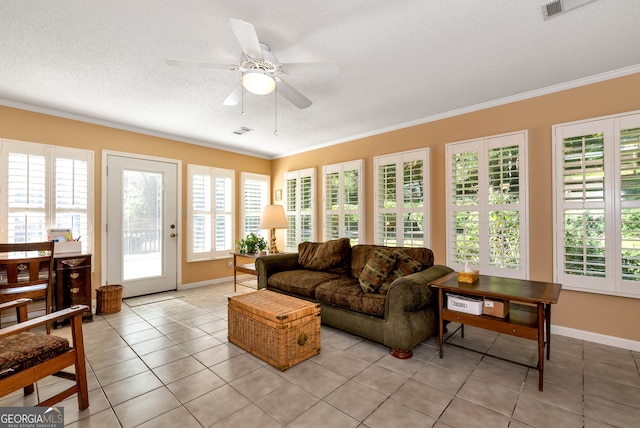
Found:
241,84 -> 245,116
274,89 -> 278,135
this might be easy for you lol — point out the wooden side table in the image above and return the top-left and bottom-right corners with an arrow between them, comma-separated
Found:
429,272 -> 561,391
231,252 -> 260,292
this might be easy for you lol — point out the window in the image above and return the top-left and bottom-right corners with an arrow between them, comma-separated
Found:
240,172 -> 270,240
445,131 -> 528,278
322,160 -> 364,244
374,149 -> 430,248
284,168 -> 315,252
553,111 -> 640,297
187,165 -> 234,261
0,139 -> 93,254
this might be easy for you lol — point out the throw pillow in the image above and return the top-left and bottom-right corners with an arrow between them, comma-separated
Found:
359,248 -> 397,293
297,238 -> 351,272
379,251 -> 423,295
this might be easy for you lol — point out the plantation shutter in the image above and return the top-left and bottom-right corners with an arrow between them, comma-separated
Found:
188,166 -> 212,260
554,120 -> 609,292
374,149 -> 430,247
322,160 -> 363,244
6,147 -> 47,243
324,168 -> 340,241
284,168 -> 316,252
446,131 -> 528,278
54,149 -> 91,253
451,150 -> 480,265
554,112 -> 640,297
619,119 -> 640,294
1,140 -> 93,253
241,173 -> 269,238
187,165 -> 234,261
214,173 -> 233,255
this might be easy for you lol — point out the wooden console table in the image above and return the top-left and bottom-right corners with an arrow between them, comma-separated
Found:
429,272 -> 561,391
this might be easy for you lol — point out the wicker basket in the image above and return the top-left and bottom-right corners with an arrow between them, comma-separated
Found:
96,285 -> 123,314
228,290 -> 320,370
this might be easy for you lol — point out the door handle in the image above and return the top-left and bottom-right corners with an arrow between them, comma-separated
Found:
170,233 -> 176,238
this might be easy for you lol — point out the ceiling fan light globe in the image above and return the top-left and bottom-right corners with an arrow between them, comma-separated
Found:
242,70 -> 276,95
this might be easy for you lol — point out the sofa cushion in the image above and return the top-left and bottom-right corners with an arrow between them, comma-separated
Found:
297,238 -> 351,274
350,245 -> 434,278
379,252 -> 423,295
268,270 -> 340,298
315,278 -> 386,316
358,248 -> 397,293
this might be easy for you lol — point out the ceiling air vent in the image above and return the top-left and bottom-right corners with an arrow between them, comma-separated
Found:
542,0 -> 597,20
542,0 -> 563,18
233,126 -> 253,135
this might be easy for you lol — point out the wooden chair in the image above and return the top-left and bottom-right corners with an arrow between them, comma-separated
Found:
0,298 -> 89,409
0,241 -> 55,328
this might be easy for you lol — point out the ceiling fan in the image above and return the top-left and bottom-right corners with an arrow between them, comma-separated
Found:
166,18 -> 339,109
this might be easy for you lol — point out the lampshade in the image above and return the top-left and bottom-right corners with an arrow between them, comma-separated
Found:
242,70 -> 276,95
260,204 -> 288,254
259,205 -> 288,229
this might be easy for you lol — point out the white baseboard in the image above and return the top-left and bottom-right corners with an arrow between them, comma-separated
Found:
551,325 -> 640,352
178,275 -> 246,291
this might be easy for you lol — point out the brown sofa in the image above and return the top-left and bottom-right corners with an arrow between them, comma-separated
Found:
255,238 -> 453,358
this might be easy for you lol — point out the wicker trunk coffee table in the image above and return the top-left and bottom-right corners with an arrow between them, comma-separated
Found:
228,290 -> 321,370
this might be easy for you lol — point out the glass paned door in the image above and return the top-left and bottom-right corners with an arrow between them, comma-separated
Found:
106,155 -> 178,298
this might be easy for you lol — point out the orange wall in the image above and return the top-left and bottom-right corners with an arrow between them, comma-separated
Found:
3,72 -> 640,343
0,106 -> 271,292
272,72 -> 640,343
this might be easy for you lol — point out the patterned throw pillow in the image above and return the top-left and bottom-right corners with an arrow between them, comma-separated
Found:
359,249 -> 397,293
378,251 -> 423,295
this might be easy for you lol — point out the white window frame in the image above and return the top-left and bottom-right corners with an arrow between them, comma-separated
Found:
187,164 -> 234,262
373,148 -> 431,248
445,131 -> 529,278
322,160 -> 364,245
240,172 -> 270,240
0,139 -> 94,255
284,168 -> 316,252
553,110 -> 640,298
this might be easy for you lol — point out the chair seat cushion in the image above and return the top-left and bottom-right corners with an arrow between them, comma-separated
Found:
0,332 -> 69,377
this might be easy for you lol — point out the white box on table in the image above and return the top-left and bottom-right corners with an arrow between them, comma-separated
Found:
446,293 -> 483,315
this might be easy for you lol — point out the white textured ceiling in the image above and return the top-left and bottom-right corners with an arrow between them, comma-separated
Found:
1,1 -> 639,159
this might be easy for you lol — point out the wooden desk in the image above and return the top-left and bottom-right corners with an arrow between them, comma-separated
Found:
429,272 -> 561,391
231,253 -> 260,292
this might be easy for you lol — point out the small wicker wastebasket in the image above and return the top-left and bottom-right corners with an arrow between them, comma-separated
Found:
96,285 -> 123,314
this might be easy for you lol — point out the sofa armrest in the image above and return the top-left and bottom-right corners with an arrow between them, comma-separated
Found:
385,265 -> 454,315
255,253 -> 300,289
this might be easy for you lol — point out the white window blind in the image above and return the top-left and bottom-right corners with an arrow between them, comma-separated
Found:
446,131 -> 528,278
240,172 -> 270,240
284,168 -> 315,252
187,165 -> 234,261
374,149 -> 430,248
322,160 -> 363,244
553,111 -> 640,297
0,140 -> 93,254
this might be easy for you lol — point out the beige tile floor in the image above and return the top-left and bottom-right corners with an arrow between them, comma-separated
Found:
2,281 -> 640,427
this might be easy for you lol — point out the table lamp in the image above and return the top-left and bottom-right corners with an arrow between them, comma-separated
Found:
259,204 -> 288,254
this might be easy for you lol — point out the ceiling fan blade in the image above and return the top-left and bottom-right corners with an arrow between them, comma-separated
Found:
229,18 -> 263,60
276,78 -> 312,109
280,63 -> 340,76
165,58 -> 237,70
222,82 -> 242,106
